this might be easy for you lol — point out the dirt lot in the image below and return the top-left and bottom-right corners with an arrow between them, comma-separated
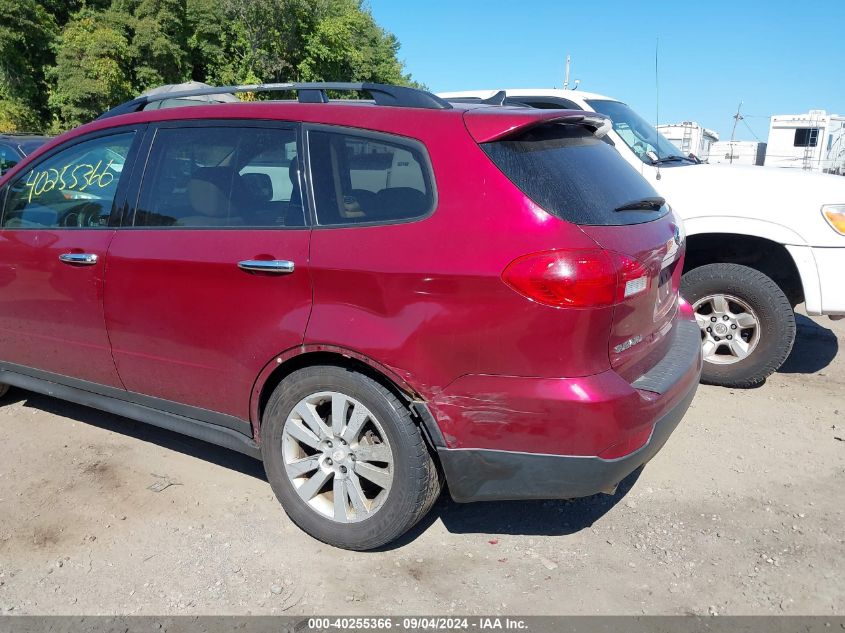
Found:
0,310 -> 842,616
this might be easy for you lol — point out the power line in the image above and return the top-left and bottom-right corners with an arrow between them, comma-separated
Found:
742,119 -> 762,141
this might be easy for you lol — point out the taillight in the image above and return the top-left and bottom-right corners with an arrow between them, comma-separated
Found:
501,249 -> 650,308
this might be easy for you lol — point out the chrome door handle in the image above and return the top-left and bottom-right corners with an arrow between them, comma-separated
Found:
59,253 -> 99,265
237,260 -> 295,274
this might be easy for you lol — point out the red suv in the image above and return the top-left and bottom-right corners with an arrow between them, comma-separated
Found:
0,83 -> 701,550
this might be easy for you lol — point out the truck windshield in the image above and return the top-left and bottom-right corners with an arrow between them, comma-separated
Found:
586,99 -> 695,166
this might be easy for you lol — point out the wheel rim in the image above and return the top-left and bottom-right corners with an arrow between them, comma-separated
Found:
692,293 -> 761,365
281,391 -> 394,523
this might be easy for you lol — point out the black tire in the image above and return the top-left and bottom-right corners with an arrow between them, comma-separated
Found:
681,263 -> 796,388
261,365 -> 441,550
0,384 -> 8,399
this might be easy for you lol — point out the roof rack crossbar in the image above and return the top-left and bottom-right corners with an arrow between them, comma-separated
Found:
97,82 -> 452,120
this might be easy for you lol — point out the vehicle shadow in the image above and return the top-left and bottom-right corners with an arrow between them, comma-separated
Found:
8,389 -> 641,548
778,313 -> 839,374
383,466 -> 643,550
7,391 -> 267,481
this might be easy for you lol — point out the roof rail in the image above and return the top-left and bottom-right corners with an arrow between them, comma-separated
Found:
97,82 -> 452,120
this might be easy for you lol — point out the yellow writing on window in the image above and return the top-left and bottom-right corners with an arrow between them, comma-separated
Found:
24,160 -> 117,203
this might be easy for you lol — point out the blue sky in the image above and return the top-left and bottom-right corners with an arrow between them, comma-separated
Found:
368,0 -> 845,142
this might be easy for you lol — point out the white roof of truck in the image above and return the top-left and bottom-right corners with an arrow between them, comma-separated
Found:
438,88 -> 616,102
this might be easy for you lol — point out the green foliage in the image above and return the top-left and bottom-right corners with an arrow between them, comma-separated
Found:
221,0 -> 327,83
46,8 -> 134,130
131,0 -> 190,89
298,0 -> 407,84
186,0 -> 235,84
0,0 -> 57,131
0,97 -> 43,133
0,0 -> 421,133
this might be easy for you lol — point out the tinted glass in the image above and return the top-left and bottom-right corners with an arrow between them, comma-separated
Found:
309,130 -> 434,225
482,124 -> 667,226
135,126 -> 302,228
2,133 -> 133,229
0,144 -> 20,175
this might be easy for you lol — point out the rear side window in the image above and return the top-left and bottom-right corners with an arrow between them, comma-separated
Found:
2,132 -> 133,229
482,124 -> 667,226
308,129 -> 434,226
134,126 -> 303,228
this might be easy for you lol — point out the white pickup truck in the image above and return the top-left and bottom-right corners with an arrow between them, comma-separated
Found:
441,88 -> 845,387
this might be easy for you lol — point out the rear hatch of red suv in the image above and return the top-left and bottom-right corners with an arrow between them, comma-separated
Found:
468,109 -> 686,381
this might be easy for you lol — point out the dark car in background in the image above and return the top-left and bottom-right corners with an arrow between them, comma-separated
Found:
0,134 -> 51,176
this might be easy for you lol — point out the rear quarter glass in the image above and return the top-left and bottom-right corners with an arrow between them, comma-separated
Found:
482,124 -> 668,226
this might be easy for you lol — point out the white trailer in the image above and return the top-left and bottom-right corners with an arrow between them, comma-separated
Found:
764,110 -> 845,175
656,122 -> 719,161
709,141 -> 767,166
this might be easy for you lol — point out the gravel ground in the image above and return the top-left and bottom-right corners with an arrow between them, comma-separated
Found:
0,310 -> 842,616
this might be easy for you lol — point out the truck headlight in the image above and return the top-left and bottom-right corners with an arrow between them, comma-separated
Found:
822,204 -> 845,235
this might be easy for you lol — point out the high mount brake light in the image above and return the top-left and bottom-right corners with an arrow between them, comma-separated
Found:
502,249 -> 650,308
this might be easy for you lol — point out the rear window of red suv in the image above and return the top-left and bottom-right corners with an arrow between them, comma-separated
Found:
482,124 -> 668,226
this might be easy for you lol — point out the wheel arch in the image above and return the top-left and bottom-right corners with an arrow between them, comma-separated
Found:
249,345 -> 446,449
682,227 -> 807,307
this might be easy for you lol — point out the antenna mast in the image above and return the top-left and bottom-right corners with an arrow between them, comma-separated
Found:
729,101 -> 744,164
654,38 -> 661,180
563,55 -> 571,90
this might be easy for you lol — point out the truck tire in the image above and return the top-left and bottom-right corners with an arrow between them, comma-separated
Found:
681,263 -> 796,388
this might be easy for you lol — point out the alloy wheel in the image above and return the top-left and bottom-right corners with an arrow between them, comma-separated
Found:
281,391 -> 394,523
693,293 -> 761,364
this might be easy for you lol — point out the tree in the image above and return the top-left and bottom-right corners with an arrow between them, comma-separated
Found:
130,0 -> 190,90
1,0 -> 420,132
36,0 -> 113,28
186,0 -> 236,84
298,0 -> 415,86
0,0 -> 57,131
46,8 -> 134,130
222,0 -> 328,84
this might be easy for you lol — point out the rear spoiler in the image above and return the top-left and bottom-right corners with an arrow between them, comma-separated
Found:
462,109 -> 612,144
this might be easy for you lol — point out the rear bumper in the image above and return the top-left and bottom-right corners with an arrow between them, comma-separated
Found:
438,382 -> 696,502
432,316 -> 702,503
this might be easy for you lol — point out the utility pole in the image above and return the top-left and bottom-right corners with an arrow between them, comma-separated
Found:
563,55 -> 571,90
729,101 -> 743,164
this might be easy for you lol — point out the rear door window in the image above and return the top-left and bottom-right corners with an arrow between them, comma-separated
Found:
134,125 -> 303,228
307,129 -> 435,226
482,124 -> 667,226
2,132 -> 134,228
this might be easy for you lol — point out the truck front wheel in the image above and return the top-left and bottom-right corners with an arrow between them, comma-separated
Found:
681,263 -> 796,388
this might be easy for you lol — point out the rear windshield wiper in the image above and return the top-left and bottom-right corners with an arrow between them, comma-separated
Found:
651,154 -> 695,165
614,196 -> 666,212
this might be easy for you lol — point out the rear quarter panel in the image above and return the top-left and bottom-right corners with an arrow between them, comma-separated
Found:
303,112 -> 615,402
